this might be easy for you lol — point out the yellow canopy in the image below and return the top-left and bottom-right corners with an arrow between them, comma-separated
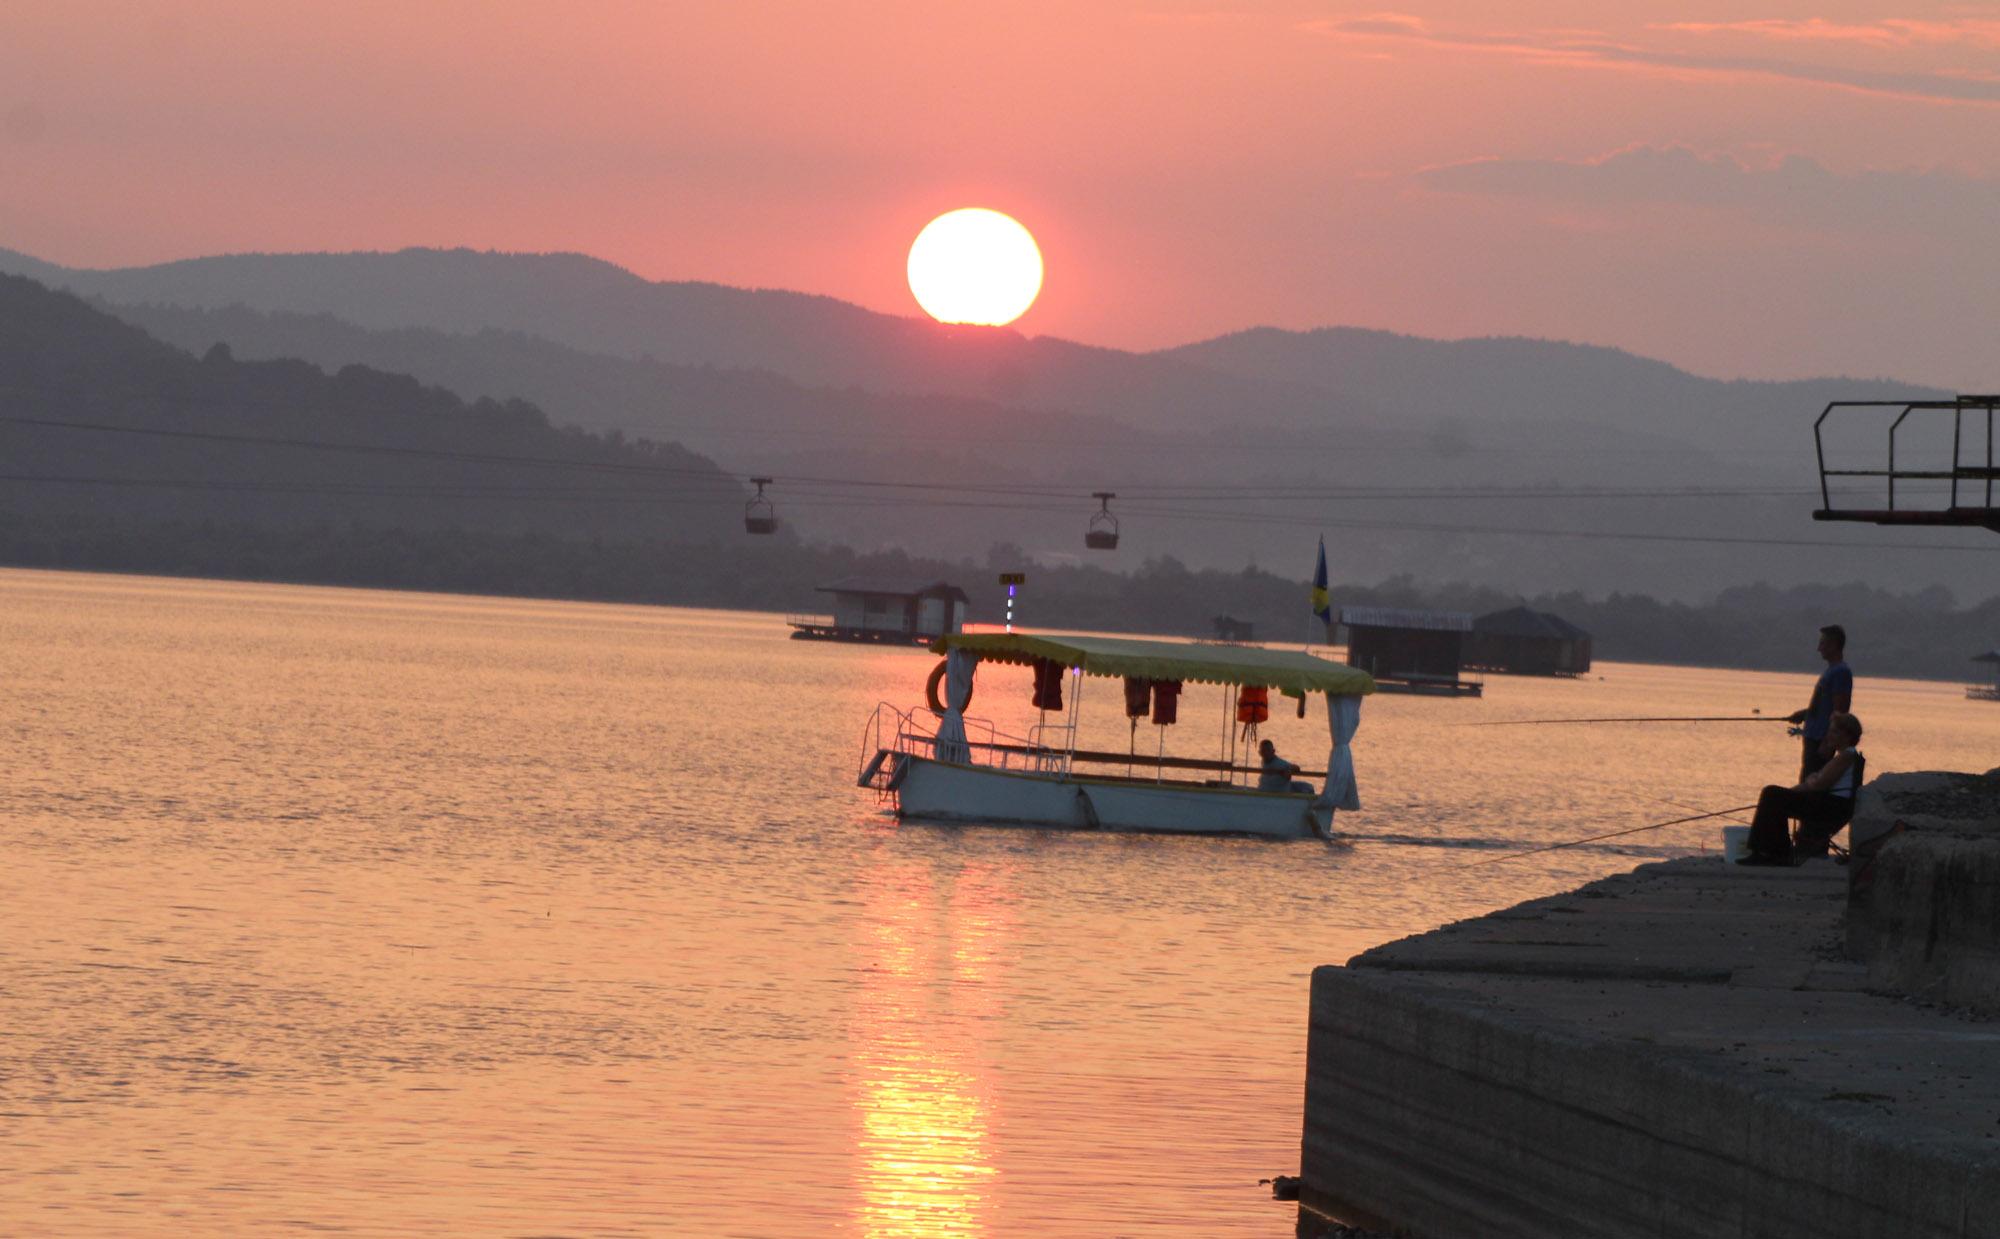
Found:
931,632 -> 1374,696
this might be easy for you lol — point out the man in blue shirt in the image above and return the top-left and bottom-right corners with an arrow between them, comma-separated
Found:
1787,624 -> 1852,779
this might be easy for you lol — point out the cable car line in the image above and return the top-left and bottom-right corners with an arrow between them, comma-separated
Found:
3,465 -> 1992,552
0,414 -> 1907,507
5,415 -> 1987,551
0,414 -> 745,483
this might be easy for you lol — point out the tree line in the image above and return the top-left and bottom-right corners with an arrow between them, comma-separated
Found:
2,512 -> 1991,684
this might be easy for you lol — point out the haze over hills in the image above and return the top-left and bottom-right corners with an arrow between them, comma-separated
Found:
1162,327 -> 1942,459
0,273 -> 745,545
2,245 -> 1987,600
1,263 -> 1991,681
0,246 -> 1356,436
83,294 -> 1836,596
2,246 -> 1945,452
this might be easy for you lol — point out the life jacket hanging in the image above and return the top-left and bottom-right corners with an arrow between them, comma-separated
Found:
1236,685 -> 1270,725
1151,679 -> 1182,725
1032,658 -> 1065,711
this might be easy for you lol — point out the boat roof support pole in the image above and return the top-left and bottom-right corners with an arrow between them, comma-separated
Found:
1065,664 -> 1084,779
1219,682 -> 1229,783
1953,404 -> 1964,510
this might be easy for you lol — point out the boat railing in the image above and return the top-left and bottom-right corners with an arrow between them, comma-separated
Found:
786,612 -> 833,628
860,701 -> 1058,789
859,701 -> 1331,794
1026,721 -> 1076,775
1814,396 -> 2000,530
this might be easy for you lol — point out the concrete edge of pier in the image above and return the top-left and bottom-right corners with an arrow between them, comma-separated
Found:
1299,772 -> 2000,1239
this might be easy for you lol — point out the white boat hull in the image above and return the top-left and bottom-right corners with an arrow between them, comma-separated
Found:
890,756 -> 1333,840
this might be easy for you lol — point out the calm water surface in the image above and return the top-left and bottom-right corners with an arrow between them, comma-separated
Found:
4,569 -> 1996,1236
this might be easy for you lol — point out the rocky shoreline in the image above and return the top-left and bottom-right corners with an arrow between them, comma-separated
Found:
1296,770 -> 2000,1239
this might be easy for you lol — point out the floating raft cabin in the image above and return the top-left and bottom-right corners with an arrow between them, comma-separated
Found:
1969,650 -> 2000,702
788,577 -> 969,644
1338,606 -> 1482,697
1211,614 -> 1256,643
1464,606 -> 1593,676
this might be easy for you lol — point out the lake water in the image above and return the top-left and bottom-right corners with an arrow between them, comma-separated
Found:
4,568 -> 1995,1236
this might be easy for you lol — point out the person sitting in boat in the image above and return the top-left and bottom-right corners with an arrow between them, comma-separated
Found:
1739,712 -> 1864,866
1257,739 -> 1314,795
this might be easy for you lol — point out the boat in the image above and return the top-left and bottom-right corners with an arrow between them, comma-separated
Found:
856,632 -> 1375,839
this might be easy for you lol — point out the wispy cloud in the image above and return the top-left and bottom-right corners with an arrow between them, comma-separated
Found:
1413,143 -> 2000,235
1304,12 -> 2000,105
1654,18 -> 2000,51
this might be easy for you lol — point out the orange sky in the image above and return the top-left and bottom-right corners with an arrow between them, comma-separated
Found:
4,1 -> 1997,384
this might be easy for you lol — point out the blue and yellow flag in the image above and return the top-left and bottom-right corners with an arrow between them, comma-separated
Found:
1310,535 -> 1330,623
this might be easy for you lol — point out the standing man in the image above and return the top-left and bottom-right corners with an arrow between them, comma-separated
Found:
1788,624 -> 1852,779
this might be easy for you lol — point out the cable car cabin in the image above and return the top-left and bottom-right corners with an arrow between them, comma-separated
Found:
744,476 -> 778,535
1085,491 -> 1120,550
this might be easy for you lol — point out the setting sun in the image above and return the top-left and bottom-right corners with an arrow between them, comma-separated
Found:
906,208 -> 1043,327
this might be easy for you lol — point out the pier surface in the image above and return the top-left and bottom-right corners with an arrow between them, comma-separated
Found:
1302,855 -> 2000,1238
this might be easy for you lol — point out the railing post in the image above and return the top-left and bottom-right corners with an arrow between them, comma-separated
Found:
1953,402 -> 1964,510
1888,414 -> 1897,510
1813,403 -> 1833,513
1886,406 -> 1915,511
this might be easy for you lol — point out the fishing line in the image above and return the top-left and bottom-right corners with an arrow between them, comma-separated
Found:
1453,715 -> 1791,728
1463,804 -> 1758,868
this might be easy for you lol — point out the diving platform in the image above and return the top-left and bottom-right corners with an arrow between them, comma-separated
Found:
1813,395 -> 2000,532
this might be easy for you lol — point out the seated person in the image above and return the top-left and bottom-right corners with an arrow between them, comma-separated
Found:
1257,739 -> 1315,795
1740,712 -> 1864,865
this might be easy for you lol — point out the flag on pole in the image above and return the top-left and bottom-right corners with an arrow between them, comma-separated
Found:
1310,535 -> 1330,623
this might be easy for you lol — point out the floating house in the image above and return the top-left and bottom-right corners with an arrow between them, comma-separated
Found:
1465,606 -> 1594,676
1211,614 -> 1256,643
1970,650 -> 2000,701
1338,606 -> 1480,696
789,577 -> 970,644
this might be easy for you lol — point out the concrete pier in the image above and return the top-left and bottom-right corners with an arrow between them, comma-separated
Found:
1301,853 -> 2000,1238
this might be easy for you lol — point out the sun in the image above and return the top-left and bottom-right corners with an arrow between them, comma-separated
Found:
906,208 -> 1043,327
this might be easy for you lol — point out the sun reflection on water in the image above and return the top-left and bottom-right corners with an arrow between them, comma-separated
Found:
853,860 -> 1015,1236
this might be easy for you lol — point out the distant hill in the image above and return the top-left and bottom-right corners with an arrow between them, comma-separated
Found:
0,273 -> 745,542
6,245 -> 1984,600
87,298 -> 1155,470
89,297 -> 1775,585
0,246 -> 1360,435
0,247 -> 1947,458
1161,326 -> 1945,456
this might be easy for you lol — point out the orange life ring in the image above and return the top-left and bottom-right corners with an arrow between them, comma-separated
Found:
1236,685 -> 1270,725
925,658 -> 975,717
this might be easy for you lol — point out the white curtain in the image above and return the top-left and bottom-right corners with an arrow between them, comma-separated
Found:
1313,693 -> 1362,813
933,649 -> 975,763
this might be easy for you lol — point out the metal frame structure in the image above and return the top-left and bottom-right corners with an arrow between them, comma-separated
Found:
1813,395 -> 2000,532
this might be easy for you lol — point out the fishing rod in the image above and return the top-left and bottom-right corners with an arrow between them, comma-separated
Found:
1464,804 -> 1757,868
1657,796 -> 1751,826
1455,715 -> 1791,728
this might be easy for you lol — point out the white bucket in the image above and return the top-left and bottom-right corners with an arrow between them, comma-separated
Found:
1721,825 -> 1751,863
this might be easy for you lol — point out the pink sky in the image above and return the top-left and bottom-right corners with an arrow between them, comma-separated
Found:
4,1 -> 1997,385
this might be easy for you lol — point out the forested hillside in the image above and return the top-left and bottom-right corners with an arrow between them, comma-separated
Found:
0,274 -> 746,542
